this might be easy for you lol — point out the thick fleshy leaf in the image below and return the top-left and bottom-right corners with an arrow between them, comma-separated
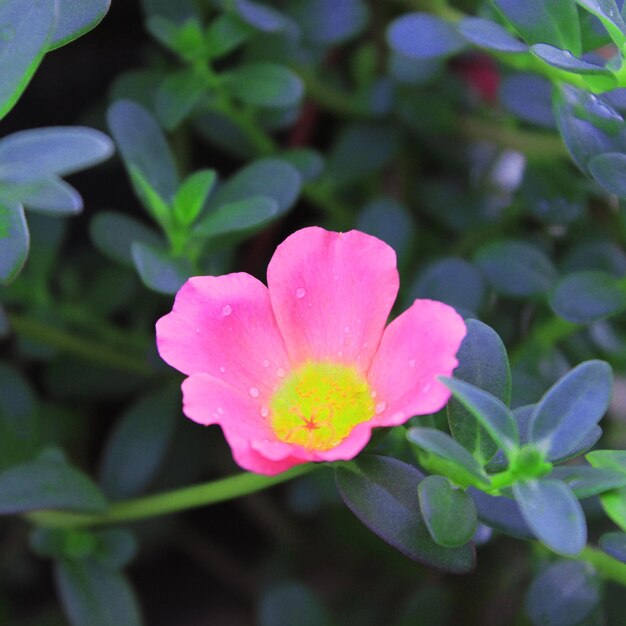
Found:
99,387 -> 179,500
501,74 -> 555,128
280,149 -> 324,183
458,17 -> 527,53
0,127 -> 113,183
288,0 -> 369,45
474,240 -> 558,297
550,270 -> 626,323
525,561 -> 600,626
550,465 -> 626,498
258,583 -> 333,626
387,13 -> 467,60
469,488 -> 533,538
55,558 -> 143,626
233,0 -> 295,33
447,320 -> 510,465
173,169 -> 216,226
587,451 -> 626,530
204,14 -> 251,60
440,377 -> 519,456
529,360 -> 613,460
407,427 -> 490,488
50,0 -> 111,50
194,196 -> 279,238
89,211 -> 162,268
0,458 -> 106,515
222,63 -> 304,108
10,177 -> 82,215
0,0 -> 56,120
599,532 -> 626,563
0,202 -> 29,285
576,0 -> 626,46
335,456 -> 475,573
418,475 -> 477,548
155,67 -> 207,130
410,259 -> 485,315
131,241 -> 192,295
208,158 -> 302,214
107,100 -> 178,203
494,0 -> 581,54
589,152 -> 626,197
513,479 -> 586,556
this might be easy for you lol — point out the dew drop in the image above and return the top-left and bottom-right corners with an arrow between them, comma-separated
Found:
248,387 -> 260,398
262,359 -> 270,368
222,304 -> 232,316
409,359 -> 416,368
338,350 -> 343,357
422,383 -> 432,393
344,325 -> 351,334
195,327 -> 200,334
370,390 -> 377,399
276,368 -> 286,378
219,366 -> 226,373
375,401 -> 387,415
260,406 -> 269,417
217,407 -> 224,415
295,287 -> 306,299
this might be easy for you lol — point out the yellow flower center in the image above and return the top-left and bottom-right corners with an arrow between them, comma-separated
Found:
270,361 -> 375,451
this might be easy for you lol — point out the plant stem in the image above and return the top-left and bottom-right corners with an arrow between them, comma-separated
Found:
28,464 -> 317,529
7,313 -> 154,376
579,546 -> 626,586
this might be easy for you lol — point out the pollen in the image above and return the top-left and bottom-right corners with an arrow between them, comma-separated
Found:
270,361 -> 375,451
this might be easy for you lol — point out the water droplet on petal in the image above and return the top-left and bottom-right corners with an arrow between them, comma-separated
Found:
375,401 -> 387,415
262,359 -> 270,368
248,387 -> 260,398
222,304 -> 232,316
370,390 -> 377,399
344,325 -> 351,334
276,368 -> 286,378
217,407 -> 224,415
219,366 -> 226,373
423,383 -> 432,393
295,288 -> 306,299
260,406 -> 269,417
195,327 -> 200,333
338,350 -> 343,357
409,359 -> 416,368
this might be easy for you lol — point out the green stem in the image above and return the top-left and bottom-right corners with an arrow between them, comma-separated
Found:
579,546 -> 626,586
28,464 -> 317,529
8,313 -> 154,376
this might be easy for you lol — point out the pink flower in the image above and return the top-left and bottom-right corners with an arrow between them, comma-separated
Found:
156,227 -> 466,475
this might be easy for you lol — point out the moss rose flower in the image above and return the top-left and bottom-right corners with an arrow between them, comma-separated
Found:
156,227 -> 466,475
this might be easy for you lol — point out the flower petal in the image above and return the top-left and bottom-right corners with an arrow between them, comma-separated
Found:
156,273 -> 291,399
267,227 -> 399,371
182,374 -> 304,475
367,300 -> 466,426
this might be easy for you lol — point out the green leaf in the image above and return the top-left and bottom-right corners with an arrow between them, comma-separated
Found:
418,475 -> 477,548
131,241 -> 192,295
587,451 -> 626,530
49,0 -> 111,50
0,127 -> 114,182
550,466 -> 626,498
232,0 -> 295,34
3,177 -> 83,215
440,377 -> 519,456
280,149 -> 325,183
494,0 -> 581,54
0,0 -> 57,120
107,100 -> 178,203
0,202 -> 29,284
204,13 -> 251,59
258,582 -> 334,626
147,16 -> 205,61
599,532 -> 626,563
55,558 -> 143,626
550,270 -> 626,323
155,67 -> 207,130
447,320 -> 510,465
128,167 -> 171,227
99,387 -> 179,500
525,561 -> 600,626
93,529 -> 138,569
194,196 -> 278,238
174,169 -> 216,226
406,427 -> 490,488
513,478 -> 586,556
209,158 -> 302,214
89,210 -> 163,268
474,239 -> 558,298
0,457 -> 106,515
221,62 -> 304,108
529,360 -> 613,461
335,456 -> 475,573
